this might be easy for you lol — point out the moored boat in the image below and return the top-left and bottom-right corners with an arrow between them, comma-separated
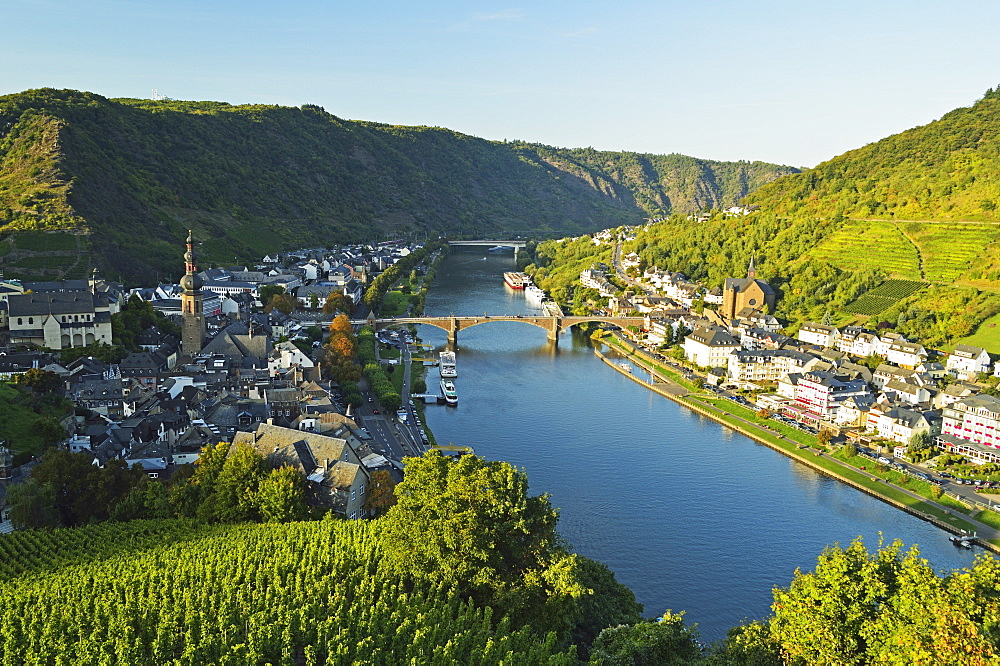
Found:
439,351 -> 457,378
440,379 -> 458,405
503,271 -> 529,289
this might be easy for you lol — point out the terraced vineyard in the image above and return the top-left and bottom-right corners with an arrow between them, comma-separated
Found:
899,221 -> 1000,283
807,220 -> 921,279
845,279 -> 926,316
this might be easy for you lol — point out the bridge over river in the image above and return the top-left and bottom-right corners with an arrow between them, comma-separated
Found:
351,314 -> 646,345
447,239 -> 527,259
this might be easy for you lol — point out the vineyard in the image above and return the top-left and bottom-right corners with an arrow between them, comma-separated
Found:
0,520 -> 574,664
898,221 -> 1000,283
844,279 -> 926,316
806,220 -> 921,280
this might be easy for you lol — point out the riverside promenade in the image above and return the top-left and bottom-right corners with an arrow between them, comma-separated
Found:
597,342 -> 1000,553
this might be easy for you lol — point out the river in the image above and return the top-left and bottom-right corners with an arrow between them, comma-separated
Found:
417,250 -> 983,642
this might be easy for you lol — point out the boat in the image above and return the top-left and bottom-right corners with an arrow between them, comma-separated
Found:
525,285 -> 546,303
950,534 -> 975,549
618,362 -> 633,373
440,379 -> 458,405
488,245 -> 508,254
504,271 -> 529,289
439,351 -> 457,378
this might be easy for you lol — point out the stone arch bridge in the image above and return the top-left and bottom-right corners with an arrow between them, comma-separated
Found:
352,314 -> 646,345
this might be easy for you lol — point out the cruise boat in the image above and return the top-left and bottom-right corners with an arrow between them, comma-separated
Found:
525,284 -> 546,303
439,351 -> 457,378
503,271 -> 529,289
440,378 -> 458,405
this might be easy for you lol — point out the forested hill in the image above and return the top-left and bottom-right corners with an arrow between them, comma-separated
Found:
0,88 -> 796,282
746,87 -> 1000,220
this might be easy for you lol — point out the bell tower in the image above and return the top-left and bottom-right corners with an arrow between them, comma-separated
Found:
180,230 -> 205,355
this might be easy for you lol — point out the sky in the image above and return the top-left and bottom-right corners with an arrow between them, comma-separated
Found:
4,0 -> 1000,168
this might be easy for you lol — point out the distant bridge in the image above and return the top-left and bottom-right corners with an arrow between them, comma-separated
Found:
447,239 -> 527,258
352,314 -> 645,345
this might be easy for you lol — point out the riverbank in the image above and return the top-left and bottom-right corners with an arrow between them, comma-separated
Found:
596,344 -> 1000,553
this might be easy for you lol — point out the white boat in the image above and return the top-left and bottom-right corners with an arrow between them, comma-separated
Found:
440,379 -> 458,405
439,351 -> 457,378
525,285 -> 546,303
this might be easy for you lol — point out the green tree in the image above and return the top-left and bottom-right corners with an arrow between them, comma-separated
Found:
589,611 -> 701,665
14,368 -> 62,394
264,293 -> 297,315
205,443 -> 267,523
381,452 -> 587,637
6,478 -> 60,529
259,284 -> 285,308
256,466 -> 308,522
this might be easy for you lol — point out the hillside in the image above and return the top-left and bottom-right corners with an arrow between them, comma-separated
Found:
0,89 -> 796,283
747,87 -> 1000,221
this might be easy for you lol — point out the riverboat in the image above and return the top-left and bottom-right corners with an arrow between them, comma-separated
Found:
440,379 -> 458,405
525,285 -> 546,303
488,245 -> 508,253
503,271 -> 529,289
618,362 -> 633,373
439,351 -> 457,378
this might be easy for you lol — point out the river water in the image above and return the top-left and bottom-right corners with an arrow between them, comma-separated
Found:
418,250 -> 983,641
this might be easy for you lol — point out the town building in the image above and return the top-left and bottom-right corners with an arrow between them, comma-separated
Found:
180,231 -> 206,356
721,257 -> 776,319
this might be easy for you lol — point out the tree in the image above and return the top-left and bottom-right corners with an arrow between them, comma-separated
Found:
264,293 -> 297,315
362,469 -> 397,518
572,557 -> 644,658
14,368 -> 62,395
816,429 -> 832,447
308,292 -> 319,309
256,466 -> 308,522
205,443 -> 267,523
329,313 -> 353,335
7,478 -> 60,529
909,430 -> 931,452
589,611 -> 701,665
381,452 -> 587,637
259,284 -> 285,308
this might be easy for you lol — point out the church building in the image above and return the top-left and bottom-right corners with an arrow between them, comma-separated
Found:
721,256 -> 776,319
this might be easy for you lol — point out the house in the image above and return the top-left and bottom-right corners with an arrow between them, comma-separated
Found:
946,344 -> 992,380
866,405 -> 938,445
232,423 -> 370,519
728,349 -> 816,384
797,322 -> 839,348
886,341 -> 927,369
683,326 -> 741,368
882,380 -> 931,406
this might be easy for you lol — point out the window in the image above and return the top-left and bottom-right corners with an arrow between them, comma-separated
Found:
359,484 -> 365,495
28,317 -> 33,325
16,318 -> 21,325
350,490 -> 356,501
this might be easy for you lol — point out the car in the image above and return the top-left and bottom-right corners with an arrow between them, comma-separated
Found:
878,456 -> 891,464
372,409 -> 380,414
939,472 -> 954,479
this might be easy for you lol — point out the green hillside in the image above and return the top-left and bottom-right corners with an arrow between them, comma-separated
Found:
0,89 -> 796,283
747,87 -> 1000,221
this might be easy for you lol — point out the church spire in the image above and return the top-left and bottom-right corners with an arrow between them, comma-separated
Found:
180,230 -> 205,356
747,254 -> 756,281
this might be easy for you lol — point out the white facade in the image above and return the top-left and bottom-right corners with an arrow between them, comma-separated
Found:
947,344 -> 992,380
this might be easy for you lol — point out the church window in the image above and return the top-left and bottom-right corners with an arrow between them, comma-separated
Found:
16,318 -> 21,325
28,317 -> 33,325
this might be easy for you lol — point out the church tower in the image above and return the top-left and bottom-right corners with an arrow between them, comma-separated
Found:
180,230 -> 205,355
746,254 -> 756,281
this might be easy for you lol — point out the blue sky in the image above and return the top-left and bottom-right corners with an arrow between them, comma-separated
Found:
4,0 -> 1000,167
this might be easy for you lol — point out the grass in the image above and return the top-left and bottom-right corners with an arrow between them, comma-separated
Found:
975,510 -> 1000,531
380,291 -> 410,317
601,336 -> 700,391
954,310 -> 1000,353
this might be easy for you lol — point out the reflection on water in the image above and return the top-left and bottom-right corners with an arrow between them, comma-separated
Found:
419,249 -> 984,641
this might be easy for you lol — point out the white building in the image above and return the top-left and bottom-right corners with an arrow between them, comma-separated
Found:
946,344 -> 992,380
797,322 -> 839,348
683,326 -> 740,368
